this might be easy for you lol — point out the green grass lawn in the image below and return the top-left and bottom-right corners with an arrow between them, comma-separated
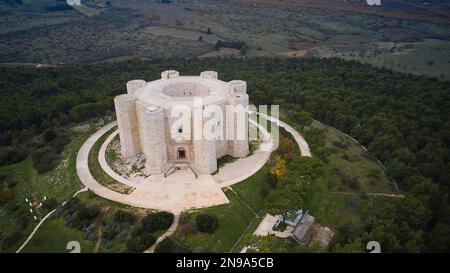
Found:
21,216 -> 96,253
0,130 -> 91,252
311,121 -> 394,194
174,190 -> 255,253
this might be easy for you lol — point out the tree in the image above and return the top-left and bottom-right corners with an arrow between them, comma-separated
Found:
0,189 -> 13,207
155,237 -> 187,253
195,213 -> 218,233
270,156 -> 287,182
42,198 -> 58,211
43,129 -> 57,143
142,211 -> 174,233
198,35 -> 203,42
240,44 -> 248,55
426,224 -> 450,252
293,111 -> 312,131
114,210 -> 136,224
206,27 -> 212,34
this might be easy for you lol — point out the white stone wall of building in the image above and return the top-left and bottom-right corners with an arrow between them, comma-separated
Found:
193,138 -> 217,174
114,94 -> 141,158
161,70 -> 180,80
200,71 -> 218,79
228,93 -> 249,158
136,101 -> 168,175
126,80 -> 146,96
228,80 -> 247,95
114,70 -> 249,175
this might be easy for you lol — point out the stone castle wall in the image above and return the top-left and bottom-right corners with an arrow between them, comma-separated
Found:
114,70 -> 249,175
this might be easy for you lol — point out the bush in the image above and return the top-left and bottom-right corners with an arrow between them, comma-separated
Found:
114,210 -> 136,224
348,177 -> 360,191
42,198 -> 58,211
141,211 -> 174,233
31,146 -> 59,173
79,203 -> 100,220
0,147 -> 27,166
195,213 -> 218,233
126,232 -> 155,253
1,231 -> 21,250
266,173 -> 277,189
0,189 -> 13,207
43,129 -> 57,143
4,179 -> 17,189
126,237 -> 146,253
17,215 -> 29,229
155,237 -> 186,253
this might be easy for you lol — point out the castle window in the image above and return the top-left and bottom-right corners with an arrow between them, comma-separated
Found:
178,127 -> 183,133
177,148 -> 186,160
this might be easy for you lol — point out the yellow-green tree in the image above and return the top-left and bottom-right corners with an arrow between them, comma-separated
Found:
270,156 -> 287,182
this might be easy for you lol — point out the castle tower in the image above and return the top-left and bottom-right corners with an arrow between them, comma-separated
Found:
193,138 -> 217,174
228,80 -> 249,157
136,101 -> 168,175
126,80 -> 146,96
114,94 -> 141,158
200,71 -> 218,79
161,70 -> 179,80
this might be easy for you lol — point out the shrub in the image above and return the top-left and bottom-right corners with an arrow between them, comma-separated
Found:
141,211 -> 174,233
195,213 -> 218,233
266,173 -> 277,189
43,129 -> 57,143
114,210 -> 136,224
42,198 -> 58,211
126,232 -> 155,253
17,215 -> 29,229
4,179 -> 17,189
31,146 -> 59,173
79,203 -> 100,220
1,231 -> 21,250
0,147 -> 27,166
0,189 -> 13,207
155,237 -> 185,253
126,237 -> 146,253
349,177 -> 360,191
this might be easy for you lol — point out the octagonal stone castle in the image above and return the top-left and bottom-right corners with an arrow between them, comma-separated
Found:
114,70 -> 249,176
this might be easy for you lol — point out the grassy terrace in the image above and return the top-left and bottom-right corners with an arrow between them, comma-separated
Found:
88,127 -> 133,194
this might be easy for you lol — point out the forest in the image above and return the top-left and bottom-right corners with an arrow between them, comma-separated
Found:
0,57 -> 449,252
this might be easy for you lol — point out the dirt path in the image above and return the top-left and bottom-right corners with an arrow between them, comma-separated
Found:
16,187 -> 88,253
93,206 -> 111,253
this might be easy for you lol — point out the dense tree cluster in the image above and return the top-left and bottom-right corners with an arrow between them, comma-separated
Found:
0,57 -> 449,251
